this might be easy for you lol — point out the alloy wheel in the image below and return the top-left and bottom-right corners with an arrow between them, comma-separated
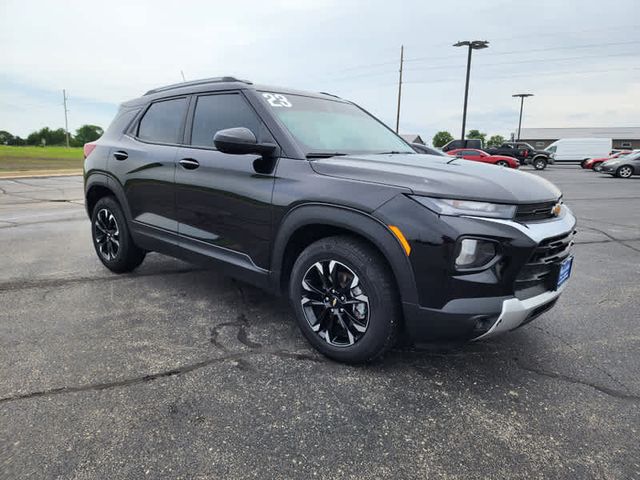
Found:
618,166 -> 633,178
300,260 -> 370,347
94,208 -> 120,260
593,163 -> 603,172
496,160 -> 509,167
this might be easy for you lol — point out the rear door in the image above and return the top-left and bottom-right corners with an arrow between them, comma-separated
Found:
112,96 -> 188,233
174,91 -> 277,269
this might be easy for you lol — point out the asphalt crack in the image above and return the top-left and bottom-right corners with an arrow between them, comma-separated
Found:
514,359 -> 640,403
0,349 -> 324,405
580,225 -> 640,253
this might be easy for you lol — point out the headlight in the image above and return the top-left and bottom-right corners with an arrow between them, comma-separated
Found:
411,196 -> 516,219
455,238 -> 498,269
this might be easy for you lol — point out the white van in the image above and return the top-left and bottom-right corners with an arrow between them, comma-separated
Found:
544,138 -> 612,163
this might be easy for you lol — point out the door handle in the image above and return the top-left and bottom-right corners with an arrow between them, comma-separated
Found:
113,150 -> 128,161
179,158 -> 200,170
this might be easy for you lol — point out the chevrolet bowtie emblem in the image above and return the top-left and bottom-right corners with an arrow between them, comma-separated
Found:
551,203 -> 562,217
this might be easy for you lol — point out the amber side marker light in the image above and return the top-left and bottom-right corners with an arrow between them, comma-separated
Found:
388,225 -> 411,256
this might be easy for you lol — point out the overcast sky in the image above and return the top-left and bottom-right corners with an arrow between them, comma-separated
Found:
1,0 -> 639,143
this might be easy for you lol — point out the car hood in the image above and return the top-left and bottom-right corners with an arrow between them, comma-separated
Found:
310,154 -> 561,204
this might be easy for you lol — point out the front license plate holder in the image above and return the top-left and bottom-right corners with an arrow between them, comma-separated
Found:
556,256 -> 573,289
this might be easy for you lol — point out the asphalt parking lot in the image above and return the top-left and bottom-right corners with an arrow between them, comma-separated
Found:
0,167 -> 639,479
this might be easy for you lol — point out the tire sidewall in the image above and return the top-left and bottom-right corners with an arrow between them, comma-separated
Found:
289,240 -> 397,363
91,197 -> 136,271
617,166 -> 633,178
533,157 -> 547,170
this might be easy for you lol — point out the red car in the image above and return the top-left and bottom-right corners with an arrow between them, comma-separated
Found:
582,151 -> 631,172
447,148 -> 519,168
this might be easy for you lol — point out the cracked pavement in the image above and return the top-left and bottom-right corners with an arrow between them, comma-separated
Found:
1,169 -> 639,479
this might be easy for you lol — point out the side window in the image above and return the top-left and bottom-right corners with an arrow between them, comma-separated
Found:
137,98 -> 188,144
190,93 -> 261,148
462,150 -> 477,156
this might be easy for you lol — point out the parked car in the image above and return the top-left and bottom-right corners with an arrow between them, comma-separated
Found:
484,142 -> 553,170
411,143 -> 446,156
441,138 -> 483,152
600,150 -> 640,178
447,148 -> 519,168
84,76 -> 575,363
545,138 -> 612,164
582,150 -> 631,172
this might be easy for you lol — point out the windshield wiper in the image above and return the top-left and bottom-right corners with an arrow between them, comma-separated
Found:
376,151 -> 413,155
306,152 -> 348,159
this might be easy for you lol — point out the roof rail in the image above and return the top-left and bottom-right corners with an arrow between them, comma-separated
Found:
143,76 -> 252,96
318,91 -> 341,99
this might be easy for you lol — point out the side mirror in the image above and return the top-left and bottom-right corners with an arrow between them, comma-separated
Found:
213,127 -> 278,157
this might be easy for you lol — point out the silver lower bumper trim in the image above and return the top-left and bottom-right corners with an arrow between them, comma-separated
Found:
472,284 -> 566,341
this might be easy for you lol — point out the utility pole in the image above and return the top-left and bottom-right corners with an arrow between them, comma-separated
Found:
453,40 -> 489,142
512,93 -> 534,141
62,89 -> 70,148
395,45 -> 404,134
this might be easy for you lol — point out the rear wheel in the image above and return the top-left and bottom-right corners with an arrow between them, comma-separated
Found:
616,165 -> 634,178
580,159 -> 589,169
289,236 -> 400,363
533,157 -> 547,170
91,196 -> 145,273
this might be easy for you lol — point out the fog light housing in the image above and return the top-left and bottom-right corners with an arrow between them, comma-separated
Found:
455,238 -> 497,270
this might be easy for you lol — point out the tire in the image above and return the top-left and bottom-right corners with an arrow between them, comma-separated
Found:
616,165 -> 634,178
289,236 -> 400,364
91,196 -> 146,273
580,159 -> 589,169
496,160 -> 509,167
533,157 -> 547,170
593,162 -> 603,172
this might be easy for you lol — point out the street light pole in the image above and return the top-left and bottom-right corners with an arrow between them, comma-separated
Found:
453,40 -> 489,142
512,93 -> 534,141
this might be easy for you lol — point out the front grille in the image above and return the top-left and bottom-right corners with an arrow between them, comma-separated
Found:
515,230 -> 575,299
515,201 -> 558,222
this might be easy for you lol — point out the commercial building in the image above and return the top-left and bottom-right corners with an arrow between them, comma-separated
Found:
517,127 -> 640,150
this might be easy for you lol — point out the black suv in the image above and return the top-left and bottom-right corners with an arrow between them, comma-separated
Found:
485,142 -> 554,170
84,77 -> 576,363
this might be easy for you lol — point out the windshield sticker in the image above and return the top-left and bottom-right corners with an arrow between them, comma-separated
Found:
262,93 -> 292,108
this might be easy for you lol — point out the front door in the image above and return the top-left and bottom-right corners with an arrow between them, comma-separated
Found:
174,92 -> 276,269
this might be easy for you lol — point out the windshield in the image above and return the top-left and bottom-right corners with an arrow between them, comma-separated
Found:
260,92 -> 414,156
546,145 -> 557,153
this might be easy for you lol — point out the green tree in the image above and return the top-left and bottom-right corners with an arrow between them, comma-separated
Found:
73,124 -> 104,146
466,129 -> 486,144
0,130 -> 14,145
26,127 -> 67,146
432,131 -> 454,148
486,134 -> 506,148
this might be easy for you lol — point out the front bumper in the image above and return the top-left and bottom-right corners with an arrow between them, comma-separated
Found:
472,284 -> 565,340
397,205 -> 576,343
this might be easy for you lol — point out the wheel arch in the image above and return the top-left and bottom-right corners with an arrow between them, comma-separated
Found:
85,173 -> 132,221
271,204 -> 418,305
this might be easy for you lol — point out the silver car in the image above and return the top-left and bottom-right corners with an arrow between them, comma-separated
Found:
600,150 -> 640,178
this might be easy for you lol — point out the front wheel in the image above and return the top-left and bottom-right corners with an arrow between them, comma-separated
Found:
616,166 -> 634,178
496,160 -> 509,167
533,157 -> 547,170
91,196 -> 146,273
593,162 -> 603,172
289,236 -> 400,363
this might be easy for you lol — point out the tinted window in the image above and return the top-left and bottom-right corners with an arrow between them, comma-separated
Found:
138,98 -> 187,144
191,94 -> 261,148
462,150 -> 479,155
